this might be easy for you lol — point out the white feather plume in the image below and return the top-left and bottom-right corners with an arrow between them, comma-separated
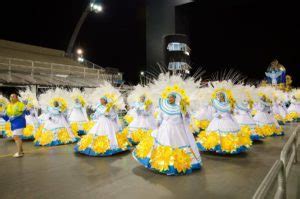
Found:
127,84 -> 151,106
147,73 -> 202,111
19,87 -> 39,108
88,81 -> 125,110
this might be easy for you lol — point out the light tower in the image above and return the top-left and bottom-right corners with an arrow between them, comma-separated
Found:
66,0 -> 103,56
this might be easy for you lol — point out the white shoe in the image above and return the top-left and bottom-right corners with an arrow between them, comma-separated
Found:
13,152 -> 24,158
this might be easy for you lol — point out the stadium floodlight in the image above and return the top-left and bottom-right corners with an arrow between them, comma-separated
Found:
90,3 -> 103,13
67,0 -> 103,55
77,57 -> 84,62
76,48 -> 83,55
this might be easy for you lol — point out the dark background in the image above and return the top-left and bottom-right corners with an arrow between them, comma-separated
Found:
0,0 -> 299,85
0,0 -> 146,84
176,0 -> 300,84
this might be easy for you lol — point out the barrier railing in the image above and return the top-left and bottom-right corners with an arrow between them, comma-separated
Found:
0,56 -> 122,86
253,125 -> 299,199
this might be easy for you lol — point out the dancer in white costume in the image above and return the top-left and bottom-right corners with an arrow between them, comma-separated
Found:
190,87 -> 213,135
196,81 -> 252,154
126,85 -> 156,144
287,89 -> 300,122
133,74 -> 202,175
253,87 -> 283,136
272,90 -> 290,124
35,88 -> 78,146
0,96 -> 9,137
68,89 -> 92,136
19,88 -> 40,140
233,85 -> 264,141
75,82 -> 130,156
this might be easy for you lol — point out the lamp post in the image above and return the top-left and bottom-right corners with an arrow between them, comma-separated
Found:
140,71 -> 145,85
66,0 -> 103,56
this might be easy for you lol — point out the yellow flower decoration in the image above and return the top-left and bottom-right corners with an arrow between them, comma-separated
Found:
124,114 -> 134,124
50,97 -> 68,112
82,121 -> 94,132
193,119 -> 210,131
117,130 -> 130,149
23,125 -> 34,137
237,126 -> 252,147
254,126 -> 265,137
38,131 -> 54,146
287,112 -> 299,120
131,128 -> 152,143
92,135 -> 110,154
136,135 -> 154,158
57,128 -> 72,144
150,146 -> 173,172
161,84 -> 190,114
34,125 -> 44,140
173,148 -> 192,173
78,134 -> 93,151
220,133 -> 239,153
70,123 -> 79,136
197,131 -> 220,150
144,99 -> 152,111
0,98 -> 8,112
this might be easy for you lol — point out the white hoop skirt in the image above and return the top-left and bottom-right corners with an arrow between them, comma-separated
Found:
196,111 -> 252,154
34,113 -> 79,146
75,115 -> 131,156
132,112 -> 202,175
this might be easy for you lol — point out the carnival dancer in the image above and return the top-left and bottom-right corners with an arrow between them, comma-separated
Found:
34,88 -> 78,146
0,95 -> 9,137
287,89 -> 300,122
68,89 -> 92,136
0,94 -> 27,157
125,85 -> 156,145
19,88 -> 40,140
196,81 -> 252,154
75,82 -> 130,156
233,85 -> 264,141
253,87 -> 284,136
190,87 -> 213,136
133,74 -> 202,175
272,90 -> 290,124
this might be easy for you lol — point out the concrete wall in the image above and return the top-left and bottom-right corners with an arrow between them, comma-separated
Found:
146,0 -> 194,68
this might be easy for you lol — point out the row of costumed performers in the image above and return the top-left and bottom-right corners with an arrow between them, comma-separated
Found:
0,74 -> 299,175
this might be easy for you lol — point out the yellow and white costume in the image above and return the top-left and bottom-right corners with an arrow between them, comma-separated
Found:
75,82 -> 131,156
133,74 -> 202,175
196,81 -> 252,154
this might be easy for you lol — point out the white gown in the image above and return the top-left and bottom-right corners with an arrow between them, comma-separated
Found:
23,108 -> 39,139
127,102 -> 156,144
197,99 -> 252,154
128,102 -> 156,130
35,106 -> 78,146
0,111 -> 7,136
234,102 -> 263,140
273,102 -> 288,123
287,100 -> 300,121
253,101 -> 283,136
75,104 -> 130,156
133,99 -> 202,175
68,103 -> 90,136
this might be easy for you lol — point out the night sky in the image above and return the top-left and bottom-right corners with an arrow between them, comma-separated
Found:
0,0 -> 299,85
0,0 -> 146,84
176,0 -> 300,85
